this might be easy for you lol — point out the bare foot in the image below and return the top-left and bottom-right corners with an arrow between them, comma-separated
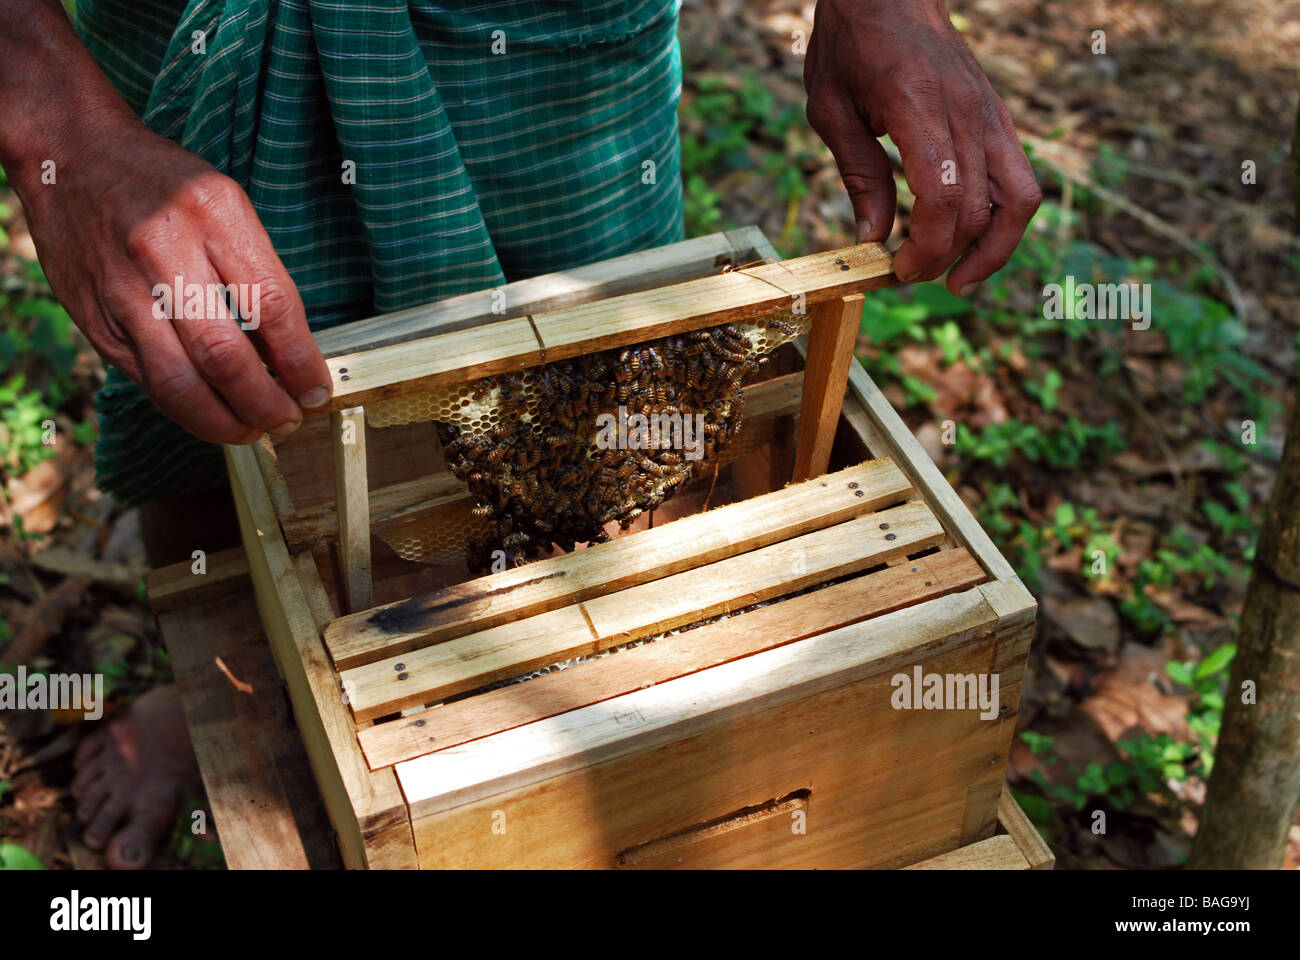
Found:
72,685 -> 200,869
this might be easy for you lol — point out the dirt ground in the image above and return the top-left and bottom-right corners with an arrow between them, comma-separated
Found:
1,0 -> 1298,869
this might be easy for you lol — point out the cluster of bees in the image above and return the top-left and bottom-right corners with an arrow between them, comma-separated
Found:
438,319 -> 801,570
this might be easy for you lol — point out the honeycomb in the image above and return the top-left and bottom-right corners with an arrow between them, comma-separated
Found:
367,311 -> 810,570
372,499 -> 492,565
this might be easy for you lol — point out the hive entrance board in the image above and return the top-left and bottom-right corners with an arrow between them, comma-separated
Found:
204,226 -> 1040,869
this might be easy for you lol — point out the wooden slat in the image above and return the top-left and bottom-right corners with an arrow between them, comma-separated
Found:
157,589 -> 341,869
396,585 -> 999,822
358,548 -> 987,769
314,231 -> 758,357
145,546 -> 250,613
320,243 -> 896,412
903,834 -> 1030,870
224,444 -> 415,868
793,294 -> 861,482
998,788 -> 1055,870
341,499 -> 946,721
330,407 -> 372,612
324,458 -> 912,670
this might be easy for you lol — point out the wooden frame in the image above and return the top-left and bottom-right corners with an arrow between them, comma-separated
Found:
160,226 -> 1044,869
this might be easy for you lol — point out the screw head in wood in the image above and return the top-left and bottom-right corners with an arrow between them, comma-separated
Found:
398,672 -> 409,680
885,533 -> 896,541
395,663 -> 405,671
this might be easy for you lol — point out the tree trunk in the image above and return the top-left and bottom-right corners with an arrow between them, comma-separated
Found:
1187,98 -> 1300,868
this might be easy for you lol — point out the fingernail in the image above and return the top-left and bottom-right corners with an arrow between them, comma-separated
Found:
856,218 -> 873,243
959,282 -> 979,297
270,420 -> 301,440
297,386 -> 330,409
121,844 -> 140,863
902,271 -> 921,283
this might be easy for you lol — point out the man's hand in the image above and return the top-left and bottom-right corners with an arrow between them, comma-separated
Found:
23,121 -> 332,443
1,0 -> 331,444
804,0 -> 1042,295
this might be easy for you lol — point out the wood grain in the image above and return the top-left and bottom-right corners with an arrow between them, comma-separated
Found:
399,588 -> 1012,866
319,244 -> 895,412
225,444 -> 415,868
145,546 -> 250,613
156,589 -> 340,869
330,408 -> 372,612
903,834 -> 1029,870
793,294 -> 862,482
357,548 -> 987,769
324,458 -> 912,670
340,499 -> 946,721
314,231 -> 759,358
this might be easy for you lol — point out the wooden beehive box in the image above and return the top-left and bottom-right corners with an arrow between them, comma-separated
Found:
219,226 -> 1050,870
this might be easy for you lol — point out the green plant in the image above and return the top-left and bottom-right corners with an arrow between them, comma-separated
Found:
1166,643 -> 1235,776
0,841 -> 44,870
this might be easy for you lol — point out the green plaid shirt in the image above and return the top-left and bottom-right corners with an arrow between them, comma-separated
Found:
78,0 -> 684,505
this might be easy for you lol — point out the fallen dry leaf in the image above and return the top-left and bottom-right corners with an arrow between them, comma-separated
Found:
1081,641 -> 1191,744
215,657 -> 254,695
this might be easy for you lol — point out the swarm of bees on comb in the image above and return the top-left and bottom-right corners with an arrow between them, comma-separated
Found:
437,313 -> 808,571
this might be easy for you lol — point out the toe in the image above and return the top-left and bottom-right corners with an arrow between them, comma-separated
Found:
84,788 -> 132,851
75,728 -> 110,766
106,787 -> 180,870
75,775 -> 112,825
73,751 -> 110,793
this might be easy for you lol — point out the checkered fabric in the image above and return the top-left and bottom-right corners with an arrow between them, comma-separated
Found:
77,0 -> 684,504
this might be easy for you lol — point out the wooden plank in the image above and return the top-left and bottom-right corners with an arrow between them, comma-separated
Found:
998,788 -> 1055,870
400,582 -> 998,832
793,294 -> 862,482
903,834 -> 1030,870
581,501 -> 943,641
320,243 -> 896,412
341,499 -> 947,721
292,553 -> 415,869
145,546 -> 250,613
324,458 -> 912,671
330,407 -> 372,612
157,589 -> 341,869
358,549 -> 987,769
224,443 -> 415,868
313,231 -> 756,358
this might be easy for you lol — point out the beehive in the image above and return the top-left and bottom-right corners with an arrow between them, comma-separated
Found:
216,227 -> 1049,869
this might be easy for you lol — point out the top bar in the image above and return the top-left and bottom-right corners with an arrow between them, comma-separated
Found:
317,242 -> 896,414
